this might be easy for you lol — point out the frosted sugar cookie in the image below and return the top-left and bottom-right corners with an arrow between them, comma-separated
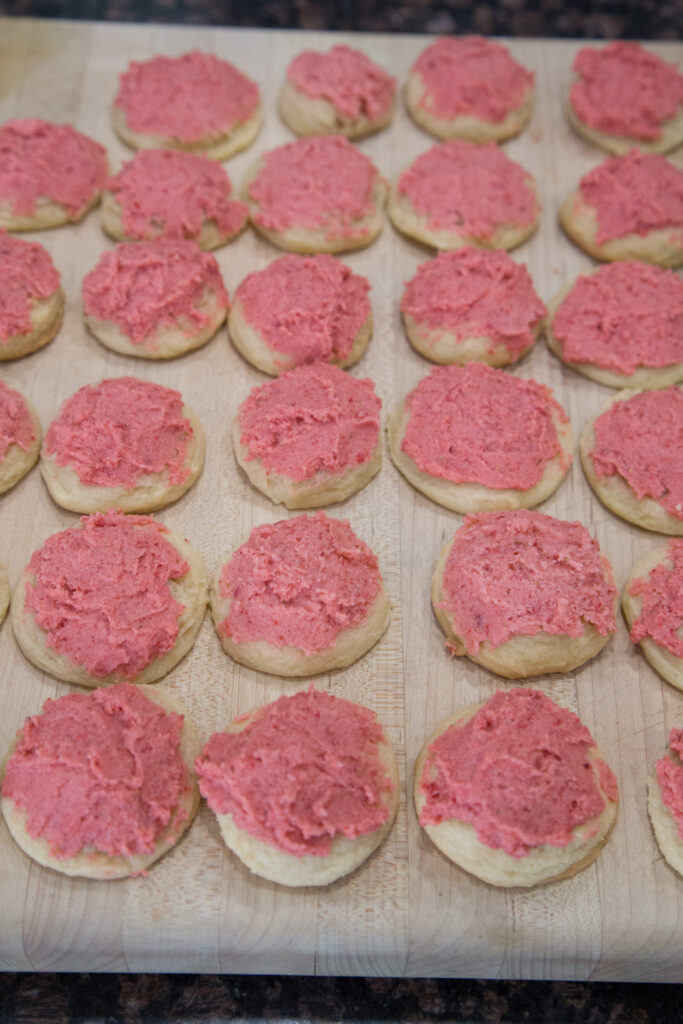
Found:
233,363 -> 381,508
101,149 -> 248,250
432,510 -> 618,679
196,687 -> 398,886
389,140 -> 539,251
40,376 -> 205,514
228,253 -> 372,375
388,362 -> 573,514
547,262 -> 683,390
113,50 -> 262,160
0,118 -> 108,230
415,687 -> 619,887
279,45 -> 396,139
406,36 -> 534,143
401,248 -> 546,366
243,135 -> 387,253
82,239 -> 229,360
1,683 -> 200,878
623,541 -> 683,692
649,728 -> 683,879
0,380 -> 41,496
580,386 -> 683,535
211,511 -> 389,677
560,151 -> 683,268
12,510 -> 207,687
568,42 -> 683,155
0,231 -> 63,360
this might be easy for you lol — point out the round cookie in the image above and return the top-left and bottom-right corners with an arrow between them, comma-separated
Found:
228,253 -> 372,375
40,376 -> 205,514
388,363 -> 573,514
0,380 -> 41,496
195,687 -> 398,887
233,363 -> 382,508
242,135 -> 387,254
0,232 -> 64,360
101,149 -> 248,251
405,36 -> 534,143
580,386 -> 683,535
279,44 -> 396,139
560,151 -> 683,269
113,50 -> 262,161
210,511 -> 390,677
11,510 -> 207,688
0,118 -> 108,231
401,248 -> 546,367
1,683 -> 200,879
648,728 -> 683,880
622,541 -> 683,692
432,510 -> 618,679
546,262 -> 683,390
414,688 -> 620,888
82,239 -> 229,360
389,140 -> 539,252
0,564 -> 9,627
567,42 -> 683,156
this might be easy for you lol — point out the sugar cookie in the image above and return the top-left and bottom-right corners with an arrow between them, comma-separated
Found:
649,728 -> 683,879
113,51 -> 261,160
243,135 -> 386,253
401,248 -> 545,366
0,380 -> 41,496
101,149 -> 248,251
415,688 -> 619,888
196,687 -> 398,886
279,45 -> 396,139
211,511 -> 389,677
0,231 -> 63,360
228,253 -> 372,375
580,387 -> 683,535
388,363 -> 572,514
406,36 -> 534,143
82,239 -> 229,360
0,564 -> 9,627
12,510 -> 207,688
40,376 -> 205,514
622,541 -> 683,692
1,683 -> 200,878
432,510 -> 618,679
233,363 -> 381,508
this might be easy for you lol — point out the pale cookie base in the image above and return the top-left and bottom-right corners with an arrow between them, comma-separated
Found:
388,396 -> 573,514
431,537 -> 617,679
208,703 -> 399,887
100,193 -> 244,252
622,547 -> 683,693
228,297 -> 373,376
85,287 -> 228,360
232,418 -> 382,509
405,74 -> 533,143
11,526 -> 207,688
210,562 -> 390,677
0,286 -> 64,361
648,769 -> 683,880
0,395 -> 41,496
40,404 -> 205,514
111,103 -> 263,161
414,704 -> 618,888
566,98 -> 683,157
242,159 -> 387,255
546,281 -> 683,390
579,392 -> 683,536
559,189 -> 683,269
0,687 -> 201,879
0,565 -> 9,627
389,184 -> 539,253
403,311 -> 539,368
278,80 -> 395,140
0,193 -> 101,231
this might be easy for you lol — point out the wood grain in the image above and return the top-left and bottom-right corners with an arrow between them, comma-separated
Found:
0,18 -> 681,979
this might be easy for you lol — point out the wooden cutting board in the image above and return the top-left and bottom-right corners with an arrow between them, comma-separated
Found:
0,17 -> 682,980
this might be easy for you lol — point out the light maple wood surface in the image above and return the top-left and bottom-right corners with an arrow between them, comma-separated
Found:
0,18 -> 682,979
